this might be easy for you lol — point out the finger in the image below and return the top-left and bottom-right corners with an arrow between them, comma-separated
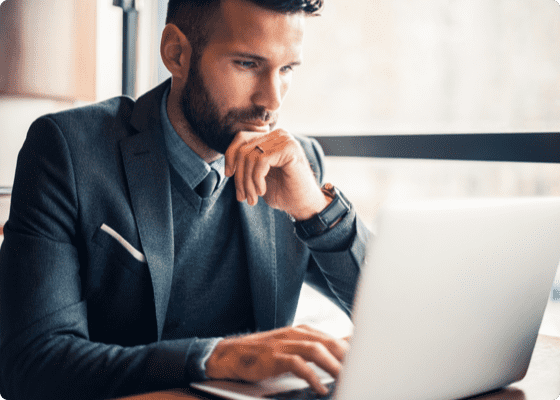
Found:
269,326 -> 349,362
225,131 -> 264,177
276,340 -> 342,379
252,156 -> 270,197
233,144 -> 249,202
224,133 -> 249,178
243,148 -> 261,206
224,139 -> 239,178
266,325 -> 330,343
277,354 -> 330,396
234,139 -> 266,202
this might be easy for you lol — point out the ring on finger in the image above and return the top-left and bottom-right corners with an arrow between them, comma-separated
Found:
255,145 -> 265,154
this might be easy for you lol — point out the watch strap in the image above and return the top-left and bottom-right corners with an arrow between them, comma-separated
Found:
295,184 -> 350,240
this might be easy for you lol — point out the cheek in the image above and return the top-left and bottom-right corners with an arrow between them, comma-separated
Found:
206,65 -> 255,110
280,76 -> 291,98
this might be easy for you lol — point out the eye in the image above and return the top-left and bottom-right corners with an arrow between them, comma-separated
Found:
280,65 -> 295,74
235,60 -> 257,69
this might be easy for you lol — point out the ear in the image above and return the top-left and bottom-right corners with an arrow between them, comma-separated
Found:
160,23 -> 192,82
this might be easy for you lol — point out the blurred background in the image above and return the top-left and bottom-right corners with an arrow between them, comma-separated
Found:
1,0 -> 560,340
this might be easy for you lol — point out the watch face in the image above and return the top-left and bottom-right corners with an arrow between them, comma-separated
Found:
321,183 -> 336,199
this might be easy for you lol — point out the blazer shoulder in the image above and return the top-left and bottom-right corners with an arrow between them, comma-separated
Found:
24,96 -> 138,157
48,96 -> 135,124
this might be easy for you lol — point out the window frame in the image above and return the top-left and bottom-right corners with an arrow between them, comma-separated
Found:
312,133 -> 560,163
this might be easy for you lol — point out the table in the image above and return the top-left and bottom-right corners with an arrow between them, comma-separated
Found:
115,334 -> 560,400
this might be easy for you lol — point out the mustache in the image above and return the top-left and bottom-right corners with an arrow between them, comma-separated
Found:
223,106 -> 277,127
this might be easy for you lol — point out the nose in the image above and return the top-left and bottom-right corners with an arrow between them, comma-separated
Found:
251,71 -> 285,113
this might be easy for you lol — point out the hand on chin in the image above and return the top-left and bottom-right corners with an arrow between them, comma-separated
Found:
224,128 -> 329,221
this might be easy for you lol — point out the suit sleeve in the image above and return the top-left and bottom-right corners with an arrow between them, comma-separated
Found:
0,117 -> 210,400
297,137 -> 372,317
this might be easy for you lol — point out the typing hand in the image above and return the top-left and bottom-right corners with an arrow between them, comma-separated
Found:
224,129 -> 331,221
204,325 -> 349,396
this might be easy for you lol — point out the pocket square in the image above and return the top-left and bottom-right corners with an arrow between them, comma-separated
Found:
100,224 -> 146,263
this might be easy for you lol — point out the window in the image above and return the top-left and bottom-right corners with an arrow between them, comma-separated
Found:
280,0 -> 560,337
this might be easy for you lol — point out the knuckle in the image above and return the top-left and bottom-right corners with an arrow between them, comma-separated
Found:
326,337 -> 339,349
238,143 -> 251,158
294,325 -> 312,335
278,326 -> 292,335
274,128 -> 289,137
281,133 -> 297,146
309,341 -> 327,354
286,134 -> 298,144
286,354 -> 305,368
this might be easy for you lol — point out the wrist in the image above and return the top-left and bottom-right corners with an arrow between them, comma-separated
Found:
204,339 -> 229,380
293,184 -> 351,240
289,190 -> 332,221
199,338 -> 224,380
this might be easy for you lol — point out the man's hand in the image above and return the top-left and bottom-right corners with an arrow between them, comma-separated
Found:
204,325 -> 349,395
224,129 -> 331,221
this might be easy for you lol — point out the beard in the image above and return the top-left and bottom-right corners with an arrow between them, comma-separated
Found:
181,55 -> 278,154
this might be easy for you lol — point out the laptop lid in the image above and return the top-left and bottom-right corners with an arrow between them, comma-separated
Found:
191,196 -> 560,400
336,196 -> 560,400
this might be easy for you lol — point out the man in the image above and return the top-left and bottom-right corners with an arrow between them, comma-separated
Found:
0,0 -> 370,399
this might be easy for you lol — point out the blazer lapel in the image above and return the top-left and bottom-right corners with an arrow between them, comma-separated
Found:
120,80 -> 174,340
239,199 -> 278,331
120,132 -> 173,341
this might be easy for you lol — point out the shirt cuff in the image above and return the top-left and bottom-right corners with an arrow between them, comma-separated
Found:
296,207 -> 357,252
186,337 -> 224,381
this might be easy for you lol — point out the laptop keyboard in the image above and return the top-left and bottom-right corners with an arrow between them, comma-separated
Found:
264,381 -> 336,400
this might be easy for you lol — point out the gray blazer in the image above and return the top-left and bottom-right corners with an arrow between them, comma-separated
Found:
0,80 -> 370,400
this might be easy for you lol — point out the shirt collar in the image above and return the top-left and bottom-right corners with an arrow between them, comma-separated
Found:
160,86 -> 226,190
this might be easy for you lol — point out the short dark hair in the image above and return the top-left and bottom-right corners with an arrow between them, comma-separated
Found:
166,0 -> 323,53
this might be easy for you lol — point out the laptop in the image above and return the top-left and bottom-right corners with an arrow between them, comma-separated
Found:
191,196 -> 560,400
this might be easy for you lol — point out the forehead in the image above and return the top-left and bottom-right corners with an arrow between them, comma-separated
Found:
206,0 -> 305,60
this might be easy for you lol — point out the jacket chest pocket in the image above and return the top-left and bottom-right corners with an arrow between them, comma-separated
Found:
84,225 -> 156,344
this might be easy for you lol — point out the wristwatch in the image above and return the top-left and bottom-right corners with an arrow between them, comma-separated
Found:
294,183 -> 351,240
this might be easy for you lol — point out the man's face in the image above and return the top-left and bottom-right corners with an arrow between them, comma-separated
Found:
180,0 -> 305,154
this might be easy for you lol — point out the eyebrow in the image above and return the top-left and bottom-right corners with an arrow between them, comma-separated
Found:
228,51 -> 302,67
